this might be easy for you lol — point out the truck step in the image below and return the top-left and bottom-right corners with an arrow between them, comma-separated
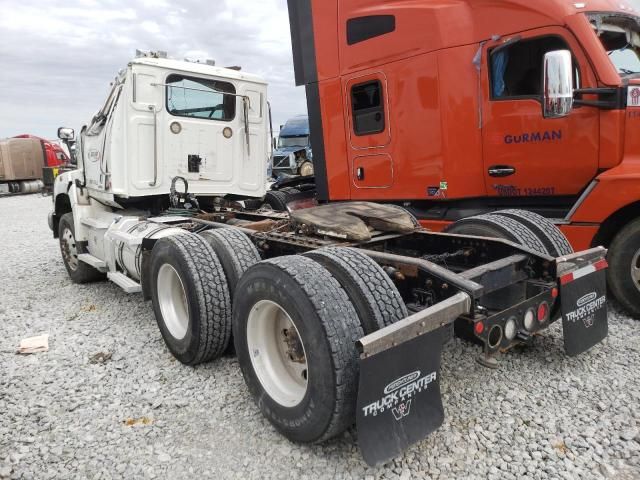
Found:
107,272 -> 142,294
78,254 -> 108,272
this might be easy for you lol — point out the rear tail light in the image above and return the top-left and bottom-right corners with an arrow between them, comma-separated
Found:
474,321 -> 485,335
523,308 -> 536,331
537,302 -> 549,323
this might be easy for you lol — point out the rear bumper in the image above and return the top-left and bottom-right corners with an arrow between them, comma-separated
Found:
354,246 -> 608,466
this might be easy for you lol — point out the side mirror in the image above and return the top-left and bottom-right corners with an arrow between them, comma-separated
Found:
543,50 -> 574,119
273,138 -> 277,150
57,127 -> 75,140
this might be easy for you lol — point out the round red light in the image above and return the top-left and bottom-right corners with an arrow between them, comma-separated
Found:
551,288 -> 559,299
537,302 -> 549,322
474,321 -> 484,335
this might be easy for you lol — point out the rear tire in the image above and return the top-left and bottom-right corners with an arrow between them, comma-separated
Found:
264,190 -> 289,211
58,212 -> 105,283
280,186 -> 301,195
306,247 -> 407,334
494,209 -> 573,257
150,233 -> 232,365
200,228 -> 261,298
444,214 -> 550,255
233,256 -> 363,443
608,218 -> 640,319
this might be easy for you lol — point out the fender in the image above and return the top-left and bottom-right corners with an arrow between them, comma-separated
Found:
570,160 -> 640,226
51,169 -> 112,242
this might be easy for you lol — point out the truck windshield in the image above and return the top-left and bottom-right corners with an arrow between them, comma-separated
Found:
278,136 -> 309,148
590,14 -> 640,76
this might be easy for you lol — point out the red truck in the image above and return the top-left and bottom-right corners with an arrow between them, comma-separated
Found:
13,134 -> 71,168
286,0 -> 640,317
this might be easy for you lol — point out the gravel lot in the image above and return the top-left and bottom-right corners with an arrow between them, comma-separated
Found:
1,194 -> 639,480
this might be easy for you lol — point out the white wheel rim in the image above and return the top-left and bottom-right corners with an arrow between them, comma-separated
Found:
246,300 -> 308,407
157,264 -> 189,340
632,249 -> 640,293
61,227 -> 79,271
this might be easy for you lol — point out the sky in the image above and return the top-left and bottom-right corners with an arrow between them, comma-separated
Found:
1,1 -> 640,141
0,0 -> 307,140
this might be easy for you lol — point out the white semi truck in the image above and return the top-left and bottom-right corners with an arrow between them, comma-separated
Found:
50,52 -> 611,466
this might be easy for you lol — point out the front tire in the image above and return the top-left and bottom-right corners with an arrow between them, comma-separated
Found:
233,256 -> 363,443
608,218 -> 640,319
58,212 -> 104,283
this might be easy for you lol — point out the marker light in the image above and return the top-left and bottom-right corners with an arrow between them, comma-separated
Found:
523,308 -> 536,331
474,321 -> 485,335
505,317 -> 517,341
170,121 -> 182,134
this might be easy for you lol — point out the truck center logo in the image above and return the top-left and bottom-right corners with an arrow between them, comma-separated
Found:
630,87 -> 640,107
565,291 -> 606,329
577,292 -> 597,307
362,370 -> 437,420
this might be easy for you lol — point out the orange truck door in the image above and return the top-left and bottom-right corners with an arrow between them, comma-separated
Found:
343,73 -> 394,194
482,28 -> 599,198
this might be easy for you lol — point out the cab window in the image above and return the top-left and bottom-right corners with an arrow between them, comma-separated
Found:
490,36 -> 579,99
166,74 -> 236,121
351,80 -> 385,135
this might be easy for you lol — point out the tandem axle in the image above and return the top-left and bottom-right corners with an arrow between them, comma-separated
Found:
50,190 -> 608,465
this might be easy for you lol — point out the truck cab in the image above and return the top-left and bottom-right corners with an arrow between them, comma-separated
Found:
51,52 -> 270,243
287,0 -> 640,316
271,114 -> 313,177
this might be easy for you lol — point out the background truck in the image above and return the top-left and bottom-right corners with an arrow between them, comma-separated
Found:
287,0 -> 640,317
13,134 -> 71,168
271,115 -> 313,177
0,137 -> 46,194
50,51 -> 609,463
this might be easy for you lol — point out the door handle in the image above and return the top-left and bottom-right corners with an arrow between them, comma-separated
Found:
488,165 -> 516,177
356,167 -> 365,181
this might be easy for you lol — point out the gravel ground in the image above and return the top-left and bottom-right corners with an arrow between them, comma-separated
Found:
1,194 -> 639,480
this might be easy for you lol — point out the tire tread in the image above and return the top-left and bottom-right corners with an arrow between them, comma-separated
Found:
496,209 -> 573,257
306,247 -> 407,333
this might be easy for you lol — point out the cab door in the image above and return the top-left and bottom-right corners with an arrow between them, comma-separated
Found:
343,72 -> 394,196
482,28 -> 599,198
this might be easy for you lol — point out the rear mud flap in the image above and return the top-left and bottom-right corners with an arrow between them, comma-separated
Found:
561,268 -> 608,357
356,329 -> 445,466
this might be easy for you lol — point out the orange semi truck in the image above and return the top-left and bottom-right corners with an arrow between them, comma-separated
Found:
286,0 -> 640,316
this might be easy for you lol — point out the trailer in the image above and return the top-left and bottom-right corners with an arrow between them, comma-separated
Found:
49,52 -> 609,465
0,137 -> 46,195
